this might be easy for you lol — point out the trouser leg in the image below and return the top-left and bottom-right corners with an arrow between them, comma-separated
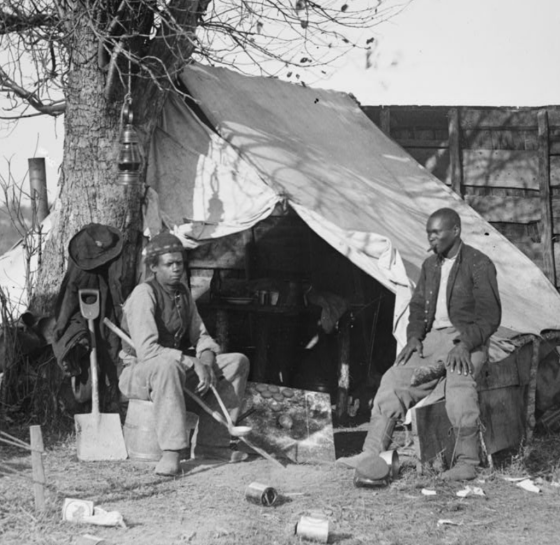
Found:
444,343 -> 487,428
442,341 -> 488,480
192,352 -> 250,450
363,329 -> 455,454
119,358 -> 191,451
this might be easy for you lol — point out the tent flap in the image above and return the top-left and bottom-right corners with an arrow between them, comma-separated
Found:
146,63 -> 560,348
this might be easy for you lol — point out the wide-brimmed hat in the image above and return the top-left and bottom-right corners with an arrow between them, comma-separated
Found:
68,223 -> 124,270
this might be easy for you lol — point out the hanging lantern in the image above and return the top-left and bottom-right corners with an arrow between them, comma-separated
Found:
117,103 -> 142,185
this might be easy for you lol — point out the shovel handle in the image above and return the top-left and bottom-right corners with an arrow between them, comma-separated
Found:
183,387 -> 229,429
210,385 -> 234,427
87,317 -> 100,416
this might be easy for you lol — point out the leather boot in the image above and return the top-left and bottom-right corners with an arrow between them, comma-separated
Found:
155,450 -> 181,476
336,416 -> 396,469
441,426 -> 479,481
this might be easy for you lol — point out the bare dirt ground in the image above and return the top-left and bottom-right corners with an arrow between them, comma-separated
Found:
2,424 -> 560,545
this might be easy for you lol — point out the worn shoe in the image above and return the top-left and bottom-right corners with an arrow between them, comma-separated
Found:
441,462 -> 477,481
155,450 -> 181,476
195,446 -> 249,463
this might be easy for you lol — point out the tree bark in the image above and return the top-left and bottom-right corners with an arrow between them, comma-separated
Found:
31,1 -> 197,314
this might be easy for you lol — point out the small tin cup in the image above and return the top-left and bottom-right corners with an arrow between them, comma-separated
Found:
295,515 -> 329,543
379,449 -> 400,479
245,482 -> 278,506
62,498 -> 95,522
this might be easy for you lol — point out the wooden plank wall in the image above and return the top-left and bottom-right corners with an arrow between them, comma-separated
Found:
362,105 -> 560,287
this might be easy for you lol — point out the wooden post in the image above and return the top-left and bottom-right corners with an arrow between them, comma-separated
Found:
537,109 -> 556,284
30,425 -> 46,512
448,108 -> 463,197
336,314 -> 351,420
28,158 -> 49,226
215,309 -> 229,353
379,107 -> 391,136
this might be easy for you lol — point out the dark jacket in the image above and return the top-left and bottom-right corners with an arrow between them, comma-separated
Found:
407,243 -> 501,351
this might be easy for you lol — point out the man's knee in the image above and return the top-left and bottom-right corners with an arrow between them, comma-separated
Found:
153,358 -> 185,383
232,353 -> 250,377
217,352 -> 250,379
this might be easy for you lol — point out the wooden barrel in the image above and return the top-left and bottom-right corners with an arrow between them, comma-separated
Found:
123,399 -> 162,461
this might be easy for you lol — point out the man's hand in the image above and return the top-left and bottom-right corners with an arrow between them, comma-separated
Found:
446,342 -> 473,376
194,350 -> 217,394
395,337 -> 423,365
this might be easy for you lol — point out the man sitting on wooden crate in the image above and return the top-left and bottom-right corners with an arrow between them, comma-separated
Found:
118,232 -> 250,476
337,208 -> 501,481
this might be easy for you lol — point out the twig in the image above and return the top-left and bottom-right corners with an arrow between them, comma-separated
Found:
0,430 -> 32,449
0,435 -> 33,451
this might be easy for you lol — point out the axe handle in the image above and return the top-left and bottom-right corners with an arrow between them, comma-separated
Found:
103,318 -> 134,349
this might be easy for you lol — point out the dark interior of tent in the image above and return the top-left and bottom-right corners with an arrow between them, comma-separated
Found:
187,202 -> 397,422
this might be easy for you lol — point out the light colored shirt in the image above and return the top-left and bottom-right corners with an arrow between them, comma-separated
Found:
432,255 -> 457,329
120,281 -> 221,368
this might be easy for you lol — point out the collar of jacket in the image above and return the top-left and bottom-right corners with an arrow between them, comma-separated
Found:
435,241 -> 463,265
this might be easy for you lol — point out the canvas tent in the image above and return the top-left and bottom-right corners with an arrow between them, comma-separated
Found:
146,62 -> 560,352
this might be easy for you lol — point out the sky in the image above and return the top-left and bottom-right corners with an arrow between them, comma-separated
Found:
1,0 -> 559,201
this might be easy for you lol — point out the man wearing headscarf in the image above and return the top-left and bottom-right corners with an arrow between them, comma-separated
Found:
118,232 -> 250,475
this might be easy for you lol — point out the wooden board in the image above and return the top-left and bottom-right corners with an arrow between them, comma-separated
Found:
460,109 -> 540,130
465,195 -> 541,223
462,149 -> 540,189
476,356 -> 520,391
479,387 -> 525,454
239,382 -> 335,464
412,401 -> 454,466
466,194 -> 560,233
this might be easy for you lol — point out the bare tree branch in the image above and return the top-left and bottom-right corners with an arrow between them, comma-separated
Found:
0,66 -> 65,114
0,0 -> 406,121
0,9 -> 59,35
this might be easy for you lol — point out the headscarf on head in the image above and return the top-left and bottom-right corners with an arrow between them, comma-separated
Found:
144,232 -> 185,260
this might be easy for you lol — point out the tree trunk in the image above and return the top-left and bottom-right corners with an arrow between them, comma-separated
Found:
31,1 -> 197,314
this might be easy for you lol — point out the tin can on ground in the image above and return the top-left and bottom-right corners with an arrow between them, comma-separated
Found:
295,515 -> 329,543
62,498 -> 95,522
245,482 -> 278,506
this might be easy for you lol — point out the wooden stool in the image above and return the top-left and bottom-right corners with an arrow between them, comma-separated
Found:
123,399 -> 198,461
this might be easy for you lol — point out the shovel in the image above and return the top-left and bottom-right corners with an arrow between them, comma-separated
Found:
75,289 -> 127,461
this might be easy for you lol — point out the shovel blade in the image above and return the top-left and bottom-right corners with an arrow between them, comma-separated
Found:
75,413 -> 128,461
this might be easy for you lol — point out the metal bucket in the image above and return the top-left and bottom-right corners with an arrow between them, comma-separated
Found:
123,399 -> 162,461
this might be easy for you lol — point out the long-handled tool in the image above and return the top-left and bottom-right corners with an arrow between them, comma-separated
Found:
210,385 -> 251,437
103,317 -> 285,468
75,290 -> 127,461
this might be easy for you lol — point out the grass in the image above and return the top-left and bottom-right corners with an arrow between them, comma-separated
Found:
2,426 -> 560,545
